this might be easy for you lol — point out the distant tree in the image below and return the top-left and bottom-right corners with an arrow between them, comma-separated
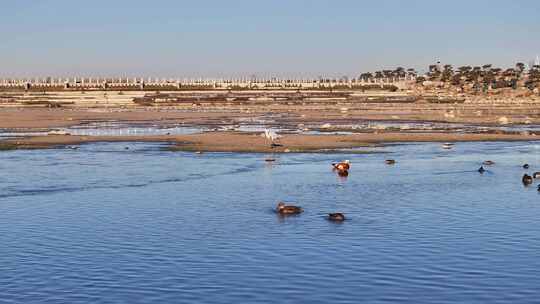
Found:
469,67 -> 482,82
382,70 -> 393,79
503,68 -> 516,77
406,68 -> 417,77
458,66 -> 472,73
527,66 -> 540,90
427,64 -> 441,81
359,73 -> 372,81
441,64 -> 454,82
516,62 -> 526,74
393,67 -> 406,78
451,74 -> 462,86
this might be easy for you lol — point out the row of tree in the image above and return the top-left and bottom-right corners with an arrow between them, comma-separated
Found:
357,63 -> 540,92
359,67 -> 417,81
421,62 -> 540,90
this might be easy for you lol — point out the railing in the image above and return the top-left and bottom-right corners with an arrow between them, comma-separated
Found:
0,77 -> 414,90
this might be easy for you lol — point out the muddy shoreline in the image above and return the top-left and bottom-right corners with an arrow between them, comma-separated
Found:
3,131 -> 538,153
2,106 -> 540,152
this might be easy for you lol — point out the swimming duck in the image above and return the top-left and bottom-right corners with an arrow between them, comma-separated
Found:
523,174 -> 533,185
385,159 -> 396,165
328,213 -> 346,221
441,143 -> 454,149
478,166 -> 485,174
482,160 -> 495,166
523,164 -> 530,169
534,172 -> 540,179
537,184 -> 540,192
332,160 -> 350,171
337,170 -> 349,177
265,158 -> 276,162
276,202 -> 303,215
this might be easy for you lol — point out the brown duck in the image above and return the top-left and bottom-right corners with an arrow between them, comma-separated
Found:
328,213 -> 346,221
523,174 -> 533,185
276,202 -> 303,215
332,160 -> 350,171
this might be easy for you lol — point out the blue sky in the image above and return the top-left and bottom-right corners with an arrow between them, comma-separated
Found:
1,0 -> 539,77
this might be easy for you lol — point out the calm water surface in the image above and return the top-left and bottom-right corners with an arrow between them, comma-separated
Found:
1,141 -> 540,303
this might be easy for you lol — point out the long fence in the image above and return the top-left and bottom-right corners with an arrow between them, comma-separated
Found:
0,77 -> 414,90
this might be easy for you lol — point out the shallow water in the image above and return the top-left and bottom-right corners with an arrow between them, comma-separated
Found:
64,122 -> 204,136
1,141 -> 540,303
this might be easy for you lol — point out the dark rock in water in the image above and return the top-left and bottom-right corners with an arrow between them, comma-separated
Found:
523,174 -> 533,185
478,166 -> 485,174
328,213 -> 346,221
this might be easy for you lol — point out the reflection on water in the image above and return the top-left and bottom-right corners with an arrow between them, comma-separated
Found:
2,120 -> 540,141
64,122 -> 205,136
1,141 -> 540,303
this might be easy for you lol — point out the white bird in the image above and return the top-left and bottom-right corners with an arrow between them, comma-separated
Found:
263,128 -> 280,143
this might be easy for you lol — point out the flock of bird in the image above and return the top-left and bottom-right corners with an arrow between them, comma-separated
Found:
275,141 -> 540,221
478,161 -> 540,190
266,133 -> 539,219
275,158 -> 397,222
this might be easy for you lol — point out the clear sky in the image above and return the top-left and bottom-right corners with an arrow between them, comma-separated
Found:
1,0 -> 539,78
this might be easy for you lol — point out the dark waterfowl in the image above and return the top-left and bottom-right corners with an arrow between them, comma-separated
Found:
328,213 -> 346,221
276,202 -> 303,215
523,174 -> 533,185
478,166 -> 485,174
523,164 -> 530,169
482,160 -> 495,166
337,170 -> 349,177
534,172 -> 540,179
537,184 -> 540,192
265,158 -> 276,162
385,159 -> 396,165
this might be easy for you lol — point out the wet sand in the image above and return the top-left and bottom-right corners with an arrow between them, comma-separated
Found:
4,132 -> 538,153
0,108 -> 246,129
2,101 -> 540,152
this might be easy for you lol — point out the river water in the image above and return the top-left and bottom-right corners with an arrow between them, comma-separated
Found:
1,141 -> 540,303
